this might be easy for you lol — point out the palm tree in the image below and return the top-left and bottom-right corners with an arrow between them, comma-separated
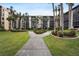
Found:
22,13 -> 27,30
24,12 -> 28,16
33,16 -> 38,28
16,12 -> 21,29
55,6 -> 58,28
14,13 -> 20,29
23,12 -> 29,29
67,3 -> 74,29
60,3 -> 64,33
7,6 -> 15,30
10,6 -> 13,15
58,4 -> 60,27
7,15 -> 15,30
18,12 -> 22,30
36,16 -> 42,28
52,3 -> 55,30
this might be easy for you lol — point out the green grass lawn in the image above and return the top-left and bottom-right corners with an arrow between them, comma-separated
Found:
0,31 -> 29,56
44,33 -> 79,56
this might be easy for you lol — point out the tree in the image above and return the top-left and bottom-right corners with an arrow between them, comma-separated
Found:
20,12 -> 29,30
55,6 -> 58,28
16,12 -> 22,30
35,16 -> 41,28
24,12 -> 29,16
16,12 -> 21,29
7,15 -> 15,30
67,3 -> 74,29
7,6 -> 19,30
10,6 -> 13,13
58,4 -> 60,27
52,3 -> 55,30
60,3 -> 64,34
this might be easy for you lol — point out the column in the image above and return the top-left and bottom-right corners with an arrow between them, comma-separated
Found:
38,18 -> 40,28
20,18 -> 23,30
47,17 -> 50,28
29,16 -> 31,28
70,10 -> 73,29
16,18 -> 19,29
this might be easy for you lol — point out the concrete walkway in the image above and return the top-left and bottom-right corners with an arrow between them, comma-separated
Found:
16,31 -> 52,56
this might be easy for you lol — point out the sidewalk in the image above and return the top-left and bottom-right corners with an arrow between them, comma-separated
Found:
16,31 -> 52,56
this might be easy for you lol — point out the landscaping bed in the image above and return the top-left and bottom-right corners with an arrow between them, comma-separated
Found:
52,29 -> 77,38
33,28 -> 47,34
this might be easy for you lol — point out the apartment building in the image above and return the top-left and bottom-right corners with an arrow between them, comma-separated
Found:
64,5 -> 79,29
1,4 -> 79,31
0,5 -> 25,30
0,6 -> 10,30
28,16 -> 54,29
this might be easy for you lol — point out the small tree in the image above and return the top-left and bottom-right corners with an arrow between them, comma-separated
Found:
7,15 -> 16,30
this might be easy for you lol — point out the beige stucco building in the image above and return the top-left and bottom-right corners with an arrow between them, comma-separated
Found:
0,6 -> 10,30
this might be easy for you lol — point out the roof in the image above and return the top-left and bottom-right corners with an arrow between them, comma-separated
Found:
72,5 -> 79,10
64,5 -> 79,15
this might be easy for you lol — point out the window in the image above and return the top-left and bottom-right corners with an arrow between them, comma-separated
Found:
2,17 -> 4,20
2,13 -> 4,16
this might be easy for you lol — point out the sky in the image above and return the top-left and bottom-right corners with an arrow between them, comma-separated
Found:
0,3 -> 78,16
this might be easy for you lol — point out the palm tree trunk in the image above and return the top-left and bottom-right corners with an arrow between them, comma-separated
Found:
60,3 -> 64,32
11,20 -> 13,30
52,3 -> 55,30
9,20 -> 11,30
55,6 -> 58,28
16,19 -> 19,29
58,5 -> 60,27
69,4 -> 73,29
20,19 -> 22,30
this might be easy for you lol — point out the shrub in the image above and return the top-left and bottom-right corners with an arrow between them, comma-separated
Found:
57,31 -> 63,37
52,30 -> 63,37
64,29 -> 76,37
55,26 -> 62,31
52,30 -> 57,36
33,28 -> 47,34
69,29 -> 76,37
52,29 -> 76,37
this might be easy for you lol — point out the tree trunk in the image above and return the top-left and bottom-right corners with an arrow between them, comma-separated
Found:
69,5 -> 73,29
60,3 -> 64,32
38,18 -> 41,28
52,3 -> 55,31
9,20 -> 11,30
58,5 -> 60,27
11,20 -> 13,30
55,6 -> 58,28
20,19 -> 22,30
